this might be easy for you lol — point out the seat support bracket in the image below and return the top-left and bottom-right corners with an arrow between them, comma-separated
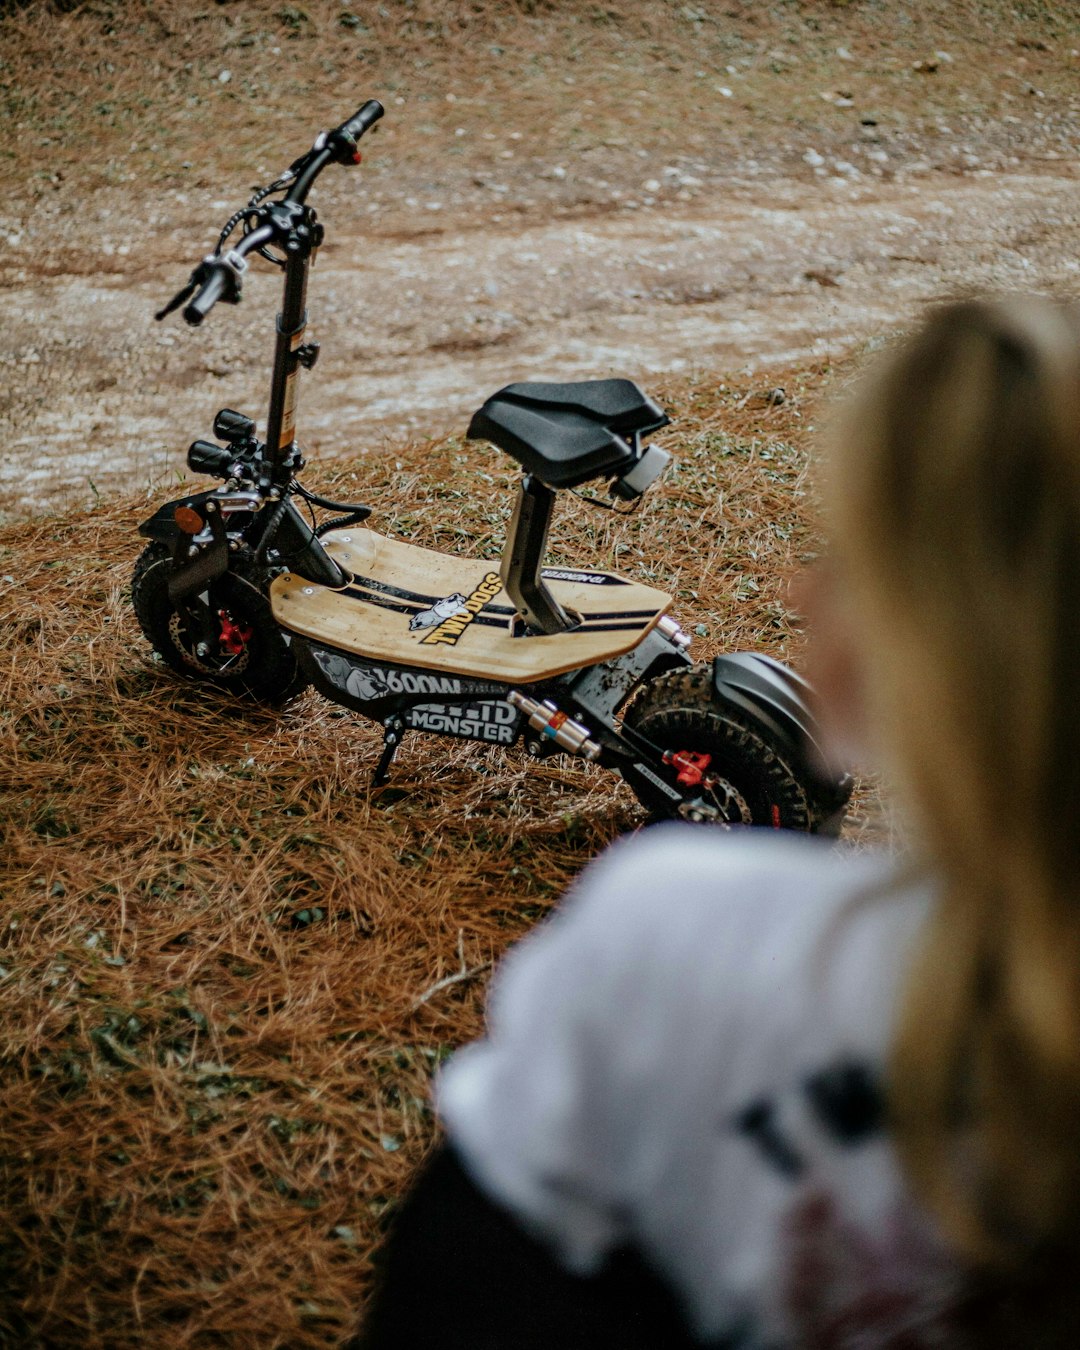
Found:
501,476 -> 577,635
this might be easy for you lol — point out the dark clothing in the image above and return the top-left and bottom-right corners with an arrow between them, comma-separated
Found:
356,1144 -> 705,1350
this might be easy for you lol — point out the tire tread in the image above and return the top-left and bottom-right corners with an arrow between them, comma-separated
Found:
626,664 -> 841,833
130,542 -> 309,706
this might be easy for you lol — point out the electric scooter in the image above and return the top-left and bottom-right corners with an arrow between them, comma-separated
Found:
132,100 -> 851,832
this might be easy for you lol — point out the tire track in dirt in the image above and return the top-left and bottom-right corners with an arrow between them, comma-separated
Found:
2,168 -> 1078,522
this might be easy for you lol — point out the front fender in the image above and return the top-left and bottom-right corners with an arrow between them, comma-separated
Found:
712,652 -> 851,809
138,491 -> 233,602
137,491 -> 221,545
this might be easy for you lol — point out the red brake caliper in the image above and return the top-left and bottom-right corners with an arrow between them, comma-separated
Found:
662,749 -> 713,788
218,610 -> 253,656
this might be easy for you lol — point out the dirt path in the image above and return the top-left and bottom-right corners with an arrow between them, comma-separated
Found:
2,164 -> 1078,522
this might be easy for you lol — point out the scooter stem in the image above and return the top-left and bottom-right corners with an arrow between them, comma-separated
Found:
265,241 -> 311,481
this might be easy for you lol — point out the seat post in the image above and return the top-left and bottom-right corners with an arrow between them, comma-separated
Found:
501,475 -> 576,635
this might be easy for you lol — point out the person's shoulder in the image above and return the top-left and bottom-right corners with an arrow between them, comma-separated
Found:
483,826 -> 927,1050
565,824 -> 896,941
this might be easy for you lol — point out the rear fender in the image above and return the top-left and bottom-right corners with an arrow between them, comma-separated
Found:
711,653 -> 850,807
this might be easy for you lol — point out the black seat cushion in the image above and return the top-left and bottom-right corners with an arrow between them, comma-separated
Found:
467,379 -> 670,489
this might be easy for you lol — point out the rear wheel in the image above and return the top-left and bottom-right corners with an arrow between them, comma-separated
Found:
131,542 -> 309,705
623,666 -> 839,833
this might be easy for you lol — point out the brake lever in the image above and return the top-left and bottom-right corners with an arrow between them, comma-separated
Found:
285,143 -> 321,177
154,268 -> 202,322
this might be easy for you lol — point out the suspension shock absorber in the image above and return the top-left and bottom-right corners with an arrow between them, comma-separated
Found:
508,691 -> 602,761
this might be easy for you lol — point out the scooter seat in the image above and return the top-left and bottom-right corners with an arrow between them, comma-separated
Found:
467,379 -> 670,489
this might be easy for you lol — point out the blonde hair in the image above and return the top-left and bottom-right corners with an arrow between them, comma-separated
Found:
825,298 -> 1080,1264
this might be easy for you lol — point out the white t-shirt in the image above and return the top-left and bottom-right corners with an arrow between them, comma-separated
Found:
438,826 -> 968,1348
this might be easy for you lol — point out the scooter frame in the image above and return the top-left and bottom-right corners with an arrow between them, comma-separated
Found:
135,100 -> 851,832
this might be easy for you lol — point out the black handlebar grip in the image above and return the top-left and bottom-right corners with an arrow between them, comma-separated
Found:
339,100 -> 384,141
183,266 -> 228,326
326,100 -> 384,164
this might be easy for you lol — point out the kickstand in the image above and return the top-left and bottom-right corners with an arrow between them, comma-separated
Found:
373,717 -> 405,788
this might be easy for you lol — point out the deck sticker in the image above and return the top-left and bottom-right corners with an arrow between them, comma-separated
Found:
409,592 -> 468,632
405,700 -> 520,744
416,572 -> 504,647
310,647 -> 468,701
541,568 -> 629,586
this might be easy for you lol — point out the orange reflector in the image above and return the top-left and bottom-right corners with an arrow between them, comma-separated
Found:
174,505 -> 204,534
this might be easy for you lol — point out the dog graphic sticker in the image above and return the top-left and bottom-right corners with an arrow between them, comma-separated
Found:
409,593 -> 468,632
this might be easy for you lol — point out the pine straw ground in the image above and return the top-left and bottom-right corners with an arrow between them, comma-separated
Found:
0,363 -> 882,1346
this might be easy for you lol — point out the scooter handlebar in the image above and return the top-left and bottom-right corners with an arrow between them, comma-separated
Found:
157,105 -> 382,323
175,226 -> 274,326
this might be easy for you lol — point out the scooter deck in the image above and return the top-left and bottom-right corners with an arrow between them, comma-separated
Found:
270,527 -> 671,682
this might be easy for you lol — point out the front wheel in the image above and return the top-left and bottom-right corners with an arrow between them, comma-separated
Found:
130,542 -> 309,705
623,666 -> 841,834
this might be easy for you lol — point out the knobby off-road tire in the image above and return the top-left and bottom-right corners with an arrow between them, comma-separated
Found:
624,665 -> 834,833
131,542 -> 310,706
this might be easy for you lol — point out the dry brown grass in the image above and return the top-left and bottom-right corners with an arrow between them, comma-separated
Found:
0,360 -> 868,1345
3,0 -> 1075,217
